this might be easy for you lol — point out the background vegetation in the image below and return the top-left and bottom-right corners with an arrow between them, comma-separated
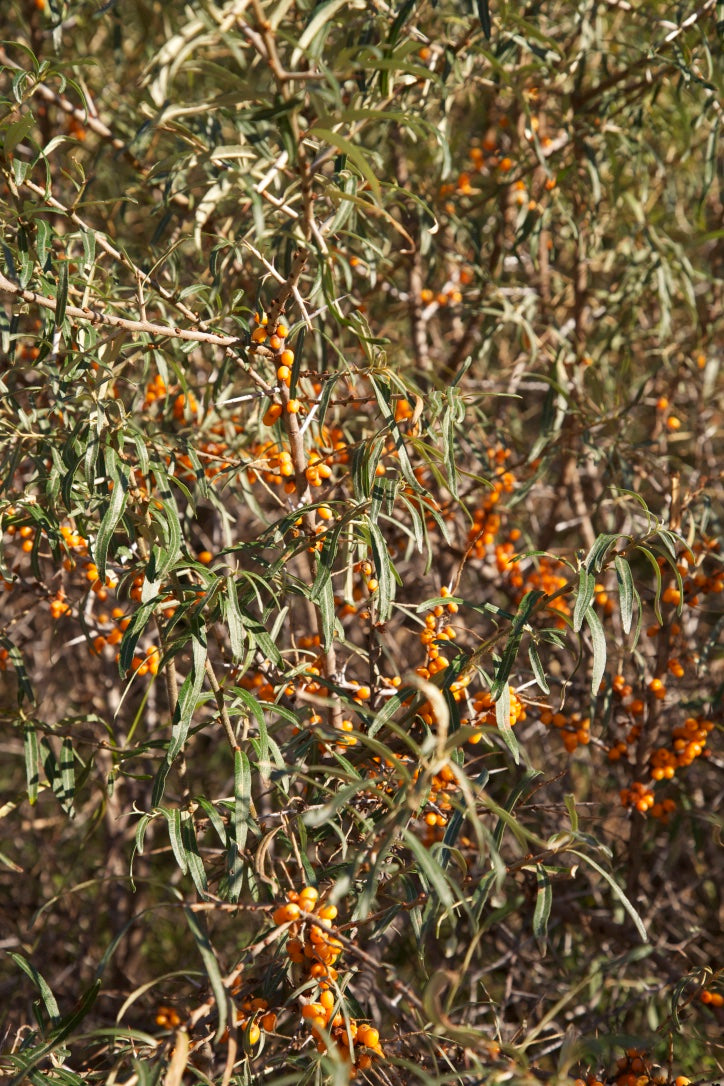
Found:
0,1 -> 722,1084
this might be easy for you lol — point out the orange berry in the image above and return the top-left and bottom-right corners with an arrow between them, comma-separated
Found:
263,402 -> 283,425
286,937 -> 304,962
273,903 -> 300,925
287,399 -> 301,414
301,1002 -> 326,1020
356,1024 -> 380,1048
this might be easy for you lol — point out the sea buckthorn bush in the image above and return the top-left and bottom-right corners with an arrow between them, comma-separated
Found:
0,1 -> 721,1084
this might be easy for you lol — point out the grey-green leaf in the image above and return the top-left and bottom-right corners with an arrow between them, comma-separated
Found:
614,554 -> 634,635
584,605 -> 606,696
573,569 -> 596,632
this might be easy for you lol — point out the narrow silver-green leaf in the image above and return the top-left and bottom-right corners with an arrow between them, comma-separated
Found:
636,545 -> 663,624
491,589 -> 545,700
528,642 -> 550,694
58,738 -> 75,818
614,554 -> 634,634
584,532 -> 619,573
573,569 -> 596,632
165,807 -> 188,874
152,624 -> 207,806
94,451 -> 128,581
226,748 -> 250,903
402,828 -> 455,908
183,907 -> 228,1040
584,605 -> 606,696
181,811 -> 208,896
367,520 -> 393,622
495,683 -> 520,764
24,723 -> 39,805
564,793 -> 579,833
55,262 -> 68,328
8,953 -> 61,1026
225,574 -> 245,659
533,866 -> 552,951
570,849 -> 647,942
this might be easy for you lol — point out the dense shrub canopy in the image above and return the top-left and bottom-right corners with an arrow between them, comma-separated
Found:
0,1 -> 722,1084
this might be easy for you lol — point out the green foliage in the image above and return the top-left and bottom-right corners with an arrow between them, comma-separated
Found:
0,1 -> 722,1084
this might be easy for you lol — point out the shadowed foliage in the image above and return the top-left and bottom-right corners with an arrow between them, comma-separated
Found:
0,1 -> 722,1084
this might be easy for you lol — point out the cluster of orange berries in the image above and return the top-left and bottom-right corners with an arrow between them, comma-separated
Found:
700,988 -> 724,1006
237,668 -> 276,703
127,644 -> 161,677
172,391 -> 199,421
223,995 -> 277,1047
464,686 -> 527,743
611,1049 -> 689,1086
608,672 -> 713,816
656,542 -> 723,611
573,1050 -> 695,1086
169,435 -> 236,485
419,284 -> 464,307
416,588 -> 459,679
302,998 -> 383,1073
651,715 -> 713,776
80,560 -> 119,602
369,753 -> 453,842
291,707 -> 359,752
49,589 -> 72,619
88,607 -> 130,651
619,781 -> 656,816
520,555 -> 571,623
144,372 -> 168,409
419,764 -> 457,842
609,673 -> 654,724
250,316 -> 304,419
250,440 -> 296,489
4,519 -> 39,555
275,422 -> 352,512
273,886 -> 383,1073
52,524 -> 168,677
144,378 -> 240,483
59,522 -> 88,561
274,886 -> 344,977
468,446 -> 517,559
305,449 -> 334,488
155,1004 -> 183,1029
539,707 -> 590,753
